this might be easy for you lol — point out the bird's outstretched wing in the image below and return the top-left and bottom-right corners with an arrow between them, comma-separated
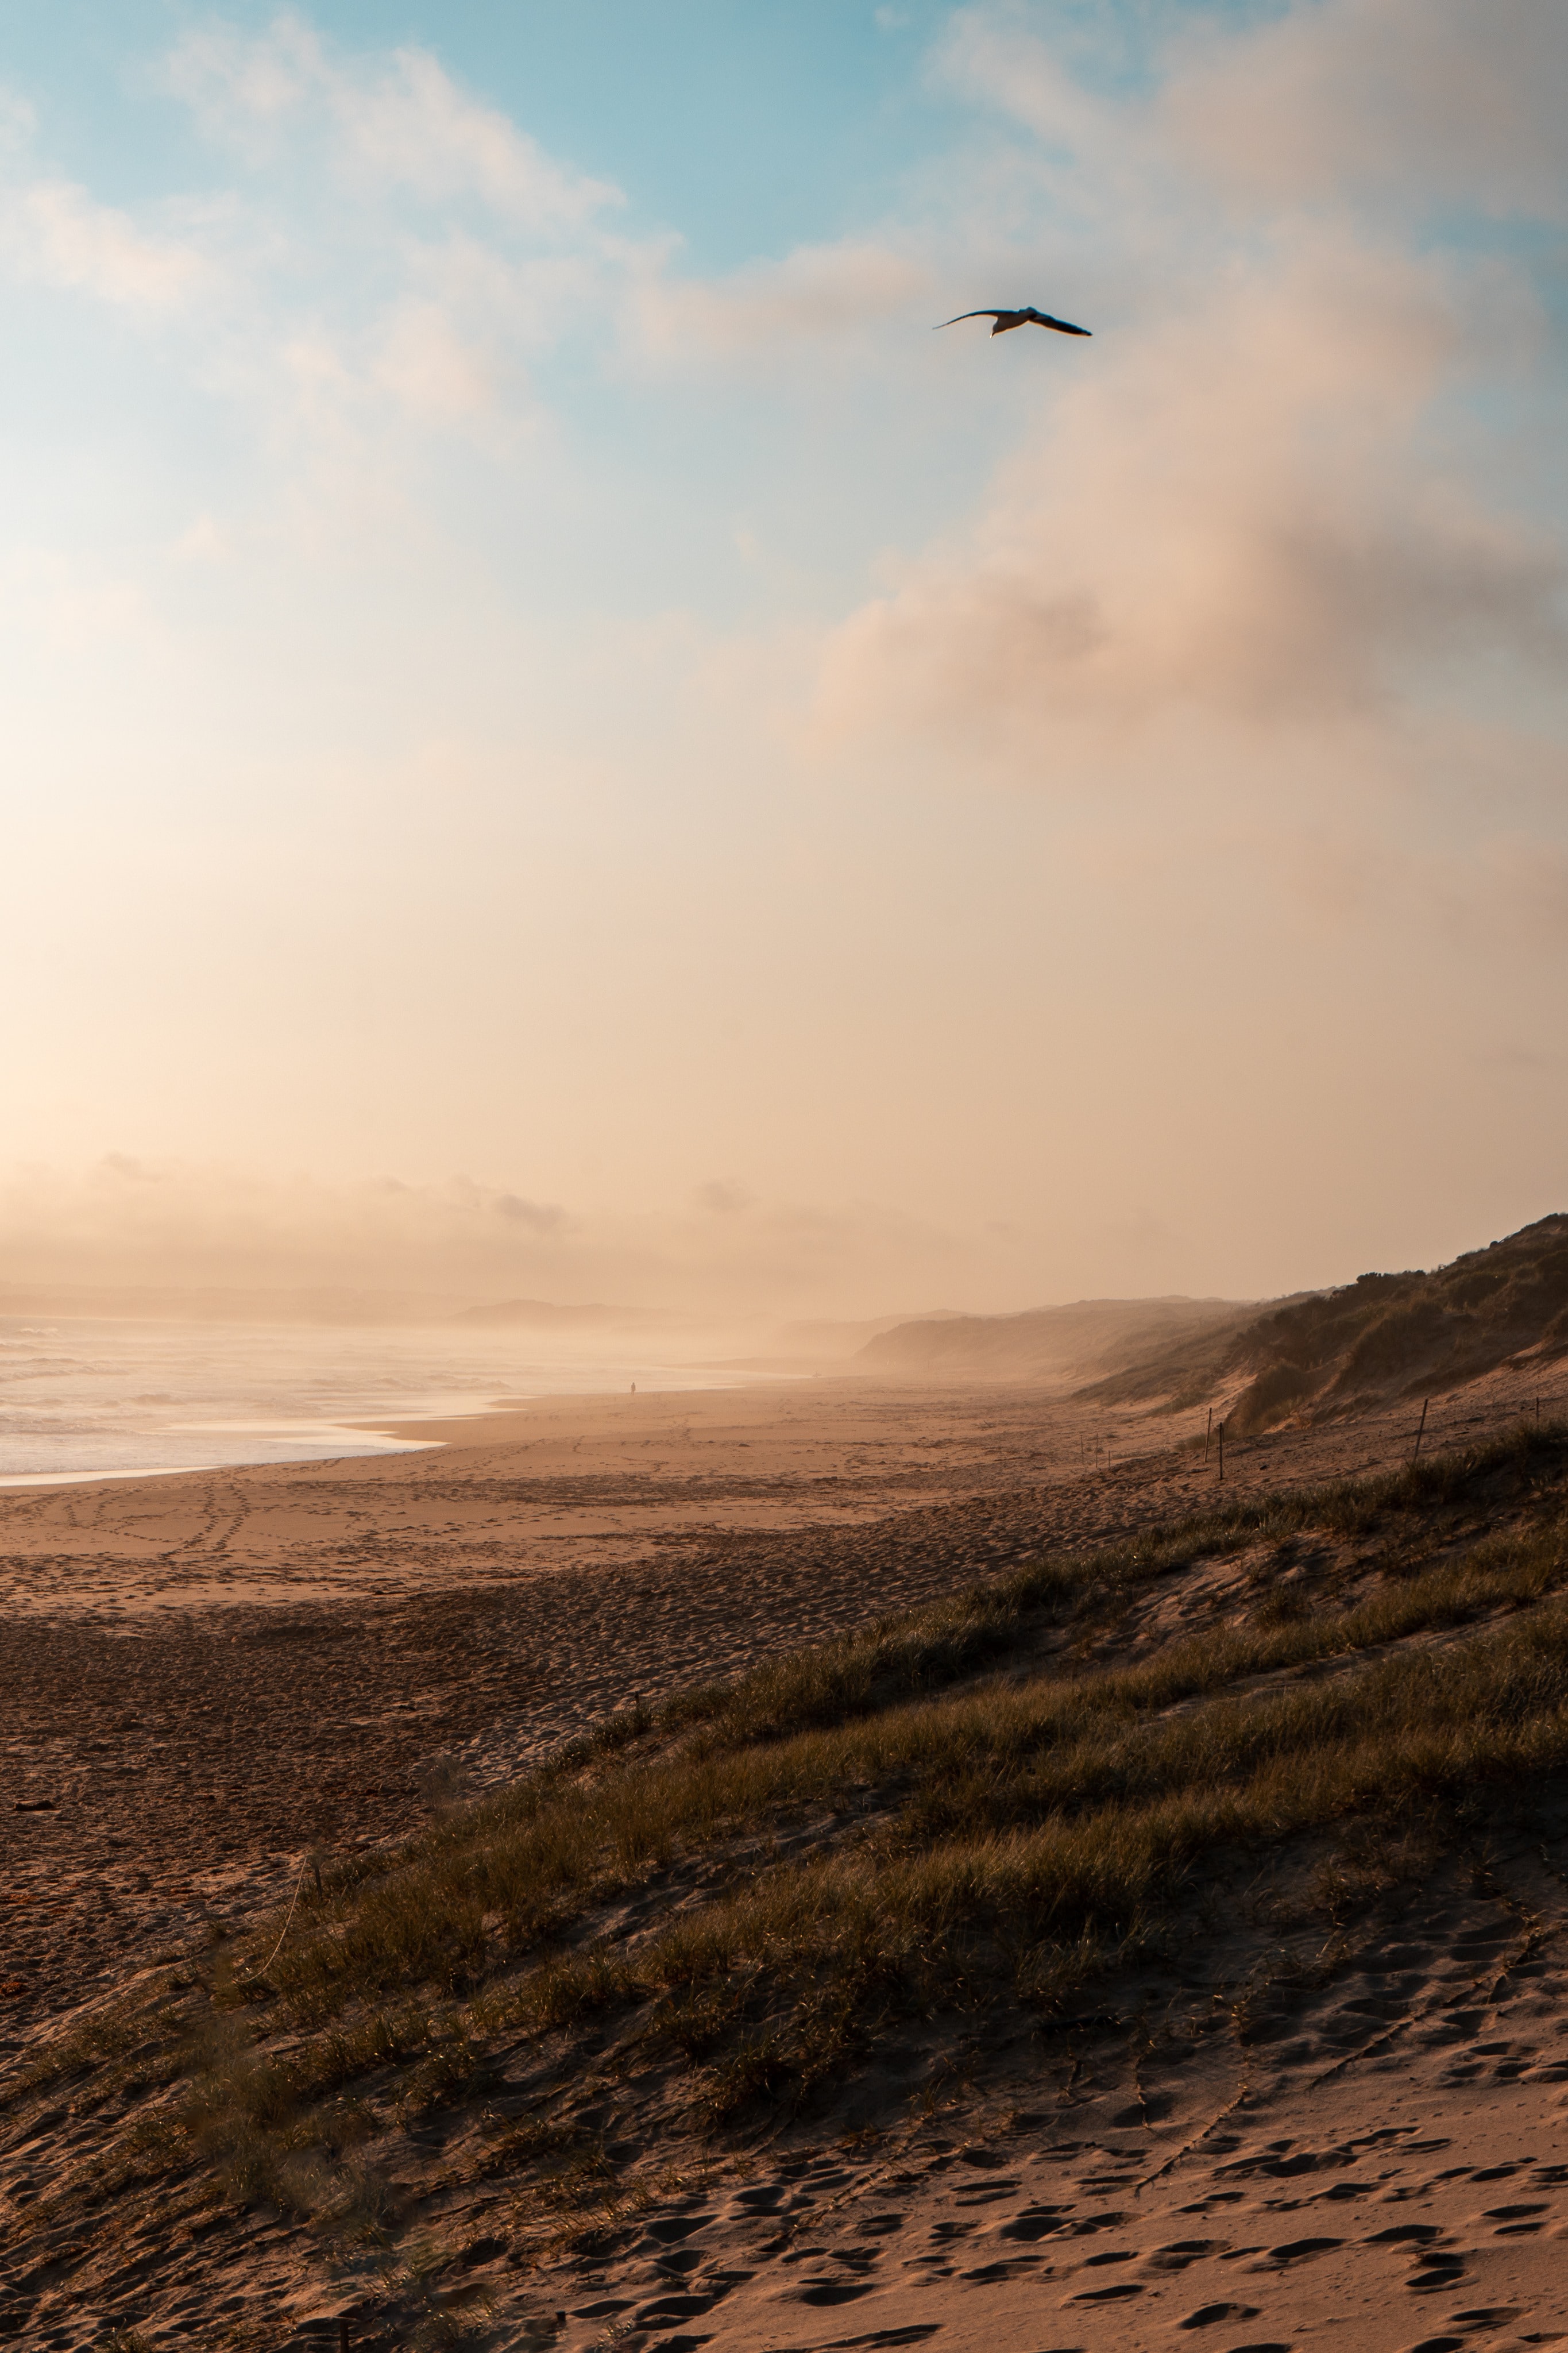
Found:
937,306 -> 1092,337
1022,308 -> 1091,337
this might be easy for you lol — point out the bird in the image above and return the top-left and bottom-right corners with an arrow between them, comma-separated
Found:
938,305 -> 1091,338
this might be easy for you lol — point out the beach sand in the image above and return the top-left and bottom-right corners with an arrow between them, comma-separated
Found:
4,1365 -> 1567,2347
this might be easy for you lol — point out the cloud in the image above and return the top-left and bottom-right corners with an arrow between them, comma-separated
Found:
140,17 -> 664,469
0,179 -> 211,309
334,44 -> 620,227
1435,834 -> 1568,951
1163,0 -> 1568,220
633,238 -> 934,364
943,1 -> 1568,225
372,298 -> 497,421
493,1191 -> 566,1232
693,1180 -> 756,1216
166,13 -> 621,230
940,7 -> 1125,159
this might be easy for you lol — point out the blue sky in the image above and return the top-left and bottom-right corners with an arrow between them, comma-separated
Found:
0,2 -> 1154,262
1,2 -> 1565,1316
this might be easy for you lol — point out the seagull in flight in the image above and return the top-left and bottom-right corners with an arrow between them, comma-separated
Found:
939,305 -> 1091,338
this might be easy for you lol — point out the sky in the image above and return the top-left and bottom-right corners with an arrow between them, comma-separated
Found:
0,0 -> 1565,1318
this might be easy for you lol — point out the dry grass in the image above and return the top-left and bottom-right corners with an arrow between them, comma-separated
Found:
255,1429 -> 1566,2028
16,1424 -> 1568,2226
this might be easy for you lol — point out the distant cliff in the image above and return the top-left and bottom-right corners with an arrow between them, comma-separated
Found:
851,1216 -> 1568,1430
852,1294 -> 1259,1385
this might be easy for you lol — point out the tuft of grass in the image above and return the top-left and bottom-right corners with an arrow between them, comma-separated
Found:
12,1999 -> 190,2114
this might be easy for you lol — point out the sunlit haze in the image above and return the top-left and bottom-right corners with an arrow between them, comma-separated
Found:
3,1 -> 1565,1319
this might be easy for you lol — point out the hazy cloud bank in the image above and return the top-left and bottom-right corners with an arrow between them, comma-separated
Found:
0,1160 -> 976,1324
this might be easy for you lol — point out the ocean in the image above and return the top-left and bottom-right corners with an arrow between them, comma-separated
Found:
0,1317 -> 746,1485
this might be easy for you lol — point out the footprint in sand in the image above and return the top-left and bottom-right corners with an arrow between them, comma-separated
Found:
1176,2305 -> 1262,2330
816,2332 -> 942,2348
641,2213 -> 713,2243
1260,2236 -> 1343,2264
1143,2238 -> 1227,2273
1404,2252 -> 1469,2293
997,2205 -> 1071,2241
1479,2201 -> 1547,2231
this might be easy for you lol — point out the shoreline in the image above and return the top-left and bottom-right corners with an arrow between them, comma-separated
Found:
0,1358 -> 797,1494
2,1341 -> 1563,1504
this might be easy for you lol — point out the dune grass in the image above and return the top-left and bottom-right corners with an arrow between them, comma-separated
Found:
651,1428 -> 1562,1751
20,1424 -> 1568,2213
258,1429 -> 1566,2027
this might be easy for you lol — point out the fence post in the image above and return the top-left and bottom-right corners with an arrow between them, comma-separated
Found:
1411,1398 -> 1429,1467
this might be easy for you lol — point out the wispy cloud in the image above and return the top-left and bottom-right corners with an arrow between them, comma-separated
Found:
166,12 -> 623,229
0,178 -> 213,310
632,237 -> 934,364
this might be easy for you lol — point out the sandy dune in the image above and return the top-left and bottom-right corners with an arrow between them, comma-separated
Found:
6,1365 -> 1568,2349
527,1838 -> 1568,2353
3,1370 -> 1563,2041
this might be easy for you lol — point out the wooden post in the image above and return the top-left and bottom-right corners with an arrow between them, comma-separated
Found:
1203,1406 -> 1212,1465
1411,1397 -> 1429,1467
340,2319 -> 351,2353
1217,1421 -> 1225,1482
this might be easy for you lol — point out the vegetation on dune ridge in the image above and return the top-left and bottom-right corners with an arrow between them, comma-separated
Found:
1084,1210 -> 1568,1429
12,1424 -> 1568,2254
1224,1212 -> 1568,1432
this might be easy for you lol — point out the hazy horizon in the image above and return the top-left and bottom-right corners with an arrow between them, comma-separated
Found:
3,3 -> 1565,1324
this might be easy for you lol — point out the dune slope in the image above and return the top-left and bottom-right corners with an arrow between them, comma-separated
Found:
9,1425 -> 1568,2347
1218,1213 -> 1568,1432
